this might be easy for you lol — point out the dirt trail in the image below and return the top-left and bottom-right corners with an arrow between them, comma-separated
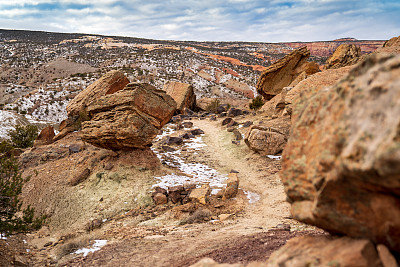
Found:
193,119 -> 292,232
57,118 -> 309,266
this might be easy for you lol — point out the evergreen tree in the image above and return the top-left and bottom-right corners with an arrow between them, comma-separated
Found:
0,157 -> 43,235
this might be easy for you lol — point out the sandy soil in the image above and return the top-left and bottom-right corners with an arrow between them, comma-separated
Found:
55,117 -> 319,267
0,114 -> 321,266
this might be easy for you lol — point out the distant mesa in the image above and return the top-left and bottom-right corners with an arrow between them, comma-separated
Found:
332,37 -> 358,41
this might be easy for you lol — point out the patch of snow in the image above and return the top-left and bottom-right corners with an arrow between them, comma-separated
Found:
0,233 -> 7,240
267,155 -> 282,160
155,125 -> 176,141
244,190 -> 260,204
73,240 -> 108,257
152,134 -> 228,192
0,110 -> 18,139
184,136 -> 206,150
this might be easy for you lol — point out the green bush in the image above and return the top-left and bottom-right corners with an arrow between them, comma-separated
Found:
0,157 -> 45,235
8,125 -> 39,149
0,140 -> 14,155
249,96 -> 264,110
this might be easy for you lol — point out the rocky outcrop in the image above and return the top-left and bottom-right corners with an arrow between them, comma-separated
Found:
376,35 -> 400,55
260,66 -> 351,117
67,70 -> 129,117
34,125 -> 55,146
383,36 -> 400,48
281,53 -> 400,253
54,70 -> 130,141
245,117 -> 291,155
81,83 -> 176,150
324,44 -> 362,69
256,47 -> 319,100
266,236 -> 385,267
163,81 -> 196,113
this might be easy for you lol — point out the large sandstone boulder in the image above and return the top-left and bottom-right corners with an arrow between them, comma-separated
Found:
67,70 -> 130,117
324,43 -> 362,69
266,236 -> 384,267
54,70 -> 130,141
34,125 -> 55,146
376,35 -> 400,55
81,83 -> 176,150
245,117 -> 291,155
163,81 -> 196,113
256,47 -> 319,100
260,66 -> 351,117
383,36 -> 400,47
281,53 -> 400,253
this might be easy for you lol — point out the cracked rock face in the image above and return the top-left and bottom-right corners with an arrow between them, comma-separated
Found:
81,83 -> 176,150
256,47 -> 319,100
163,81 -> 196,113
281,53 -> 400,253
324,43 -> 362,69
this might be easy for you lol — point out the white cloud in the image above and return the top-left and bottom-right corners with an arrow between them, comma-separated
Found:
0,8 -> 39,17
0,0 -> 398,42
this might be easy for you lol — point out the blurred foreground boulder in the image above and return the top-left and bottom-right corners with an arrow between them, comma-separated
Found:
281,53 -> 400,253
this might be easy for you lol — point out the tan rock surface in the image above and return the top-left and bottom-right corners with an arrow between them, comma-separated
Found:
34,125 -> 55,146
244,117 -> 291,155
324,43 -> 362,69
281,53 -> 400,252
222,173 -> 239,200
54,70 -> 129,141
189,184 -> 211,204
81,83 -> 176,150
190,257 -> 242,267
383,36 -> 400,47
260,66 -> 351,117
376,35 -> 400,55
66,70 -> 129,118
256,47 -> 319,100
266,236 -> 383,267
163,81 -> 196,112
376,245 -> 399,267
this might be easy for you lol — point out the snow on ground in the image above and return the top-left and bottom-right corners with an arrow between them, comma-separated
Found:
267,155 -> 282,160
152,129 -> 228,193
152,148 -> 228,192
73,240 -> 108,257
243,190 -> 261,204
155,125 -> 176,141
152,124 -> 260,202
184,136 -> 206,150
0,110 -> 19,138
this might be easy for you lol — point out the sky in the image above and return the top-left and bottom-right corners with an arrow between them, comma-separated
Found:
0,0 -> 399,42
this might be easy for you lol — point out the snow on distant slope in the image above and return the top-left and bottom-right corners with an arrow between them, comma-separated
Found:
0,110 -> 30,139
